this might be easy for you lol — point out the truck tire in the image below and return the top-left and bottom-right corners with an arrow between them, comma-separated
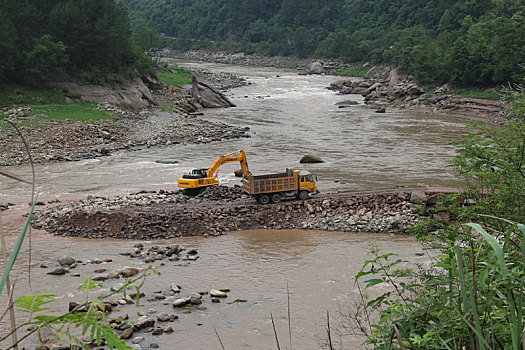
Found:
271,193 -> 282,203
258,194 -> 270,205
298,190 -> 309,200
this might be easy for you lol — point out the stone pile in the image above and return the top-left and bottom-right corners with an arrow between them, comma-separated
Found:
32,186 -> 423,239
328,67 -> 509,123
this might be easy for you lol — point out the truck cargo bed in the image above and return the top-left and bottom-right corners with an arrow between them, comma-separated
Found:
243,168 -> 297,195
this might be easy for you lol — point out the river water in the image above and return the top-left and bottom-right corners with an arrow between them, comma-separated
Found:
0,62 -> 472,349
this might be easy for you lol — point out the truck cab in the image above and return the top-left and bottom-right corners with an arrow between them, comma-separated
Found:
298,171 -> 317,194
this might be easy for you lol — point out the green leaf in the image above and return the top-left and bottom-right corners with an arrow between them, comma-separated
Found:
465,222 -> 509,278
77,278 -> 102,293
0,194 -> 39,295
15,293 -> 56,313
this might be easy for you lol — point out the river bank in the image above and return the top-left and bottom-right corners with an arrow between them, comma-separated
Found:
0,68 -> 249,166
165,49 -> 511,125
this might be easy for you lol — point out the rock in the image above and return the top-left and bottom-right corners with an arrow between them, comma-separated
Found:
300,155 -> 324,163
307,61 -> 325,74
191,76 -> 236,108
152,327 -> 164,335
58,255 -> 76,266
307,204 -> 315,214
68,302 -> 80,312
132,337 -> 144,344
433,212 -> 450,224
133,316 -> 155,331
120,327 -> 134,339
410,191 -> 427,203
47,267 -> 66,275
173,298 -> 188,307
367,82 -> 382,93
157,312 -> 170,322
163,326 -> 174,333
210,289 -> 227,298
107,271 -> 120,279
234,169 -> 244,177
375,107 -> 386,113
188,292 -> 202,305
335,100 -> 358,106
120,268 -> 139,278
155,160 -> 178,164
49,345 -> 70,350
170,284 -> 181,293
92,275 -> 107,281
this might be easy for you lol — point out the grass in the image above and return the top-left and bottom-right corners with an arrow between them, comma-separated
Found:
276,61 -> 304,68
0,86 -> 66,107
449,87 -> 501,100
0,86 -> 113,123
28,102 -> 111,122
337,67 -> 368,77
155,67 -> 193,89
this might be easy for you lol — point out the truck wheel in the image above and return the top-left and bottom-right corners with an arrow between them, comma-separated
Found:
258,194 -> 270,205
298,191 -> 309,200
271,193 -> 282,203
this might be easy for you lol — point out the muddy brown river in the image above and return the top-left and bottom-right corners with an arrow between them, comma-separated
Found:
0,62 -> 471,349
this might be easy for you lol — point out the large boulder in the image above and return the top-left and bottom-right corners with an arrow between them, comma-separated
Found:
300,155 -> 325,163
388,66 -> 408,88
191,76 -> 236,108
307,61 -> 325,74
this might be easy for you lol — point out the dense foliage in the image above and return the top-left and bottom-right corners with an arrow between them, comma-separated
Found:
346,94 -> 525,349
0,0 -> 151,85
124,0 -> 525,86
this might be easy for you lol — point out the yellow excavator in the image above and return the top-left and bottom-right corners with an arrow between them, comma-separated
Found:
177,150 -> 249,194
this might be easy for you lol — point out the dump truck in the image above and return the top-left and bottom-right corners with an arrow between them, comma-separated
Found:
242,168 -> 317,204
178,150 -> 249,195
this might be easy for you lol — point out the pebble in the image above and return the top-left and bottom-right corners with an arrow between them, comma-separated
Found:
210,289 -> 227,298
156,312 -> 170,322
132,337 -> 145,344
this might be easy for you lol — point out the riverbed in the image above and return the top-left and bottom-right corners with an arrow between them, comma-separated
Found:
3,230 -> 428,349
0,62 -> 470,349
0,61 -> 472,203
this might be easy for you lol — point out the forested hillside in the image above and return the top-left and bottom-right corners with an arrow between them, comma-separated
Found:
0,0 -> 150,85
125,0 -> 525,86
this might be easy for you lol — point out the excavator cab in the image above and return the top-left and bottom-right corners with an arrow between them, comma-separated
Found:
182,168 -> 208,179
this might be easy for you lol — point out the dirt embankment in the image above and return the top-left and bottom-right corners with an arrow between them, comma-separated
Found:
0,70 -> 249,166
31,186 -> 456,239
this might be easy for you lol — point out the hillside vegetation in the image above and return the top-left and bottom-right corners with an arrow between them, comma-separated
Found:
0,0 -> 152,87
124,0 -> 525,86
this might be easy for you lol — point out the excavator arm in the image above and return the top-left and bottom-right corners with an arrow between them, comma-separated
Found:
207,150 -> 249,178
178,150 -> 250,193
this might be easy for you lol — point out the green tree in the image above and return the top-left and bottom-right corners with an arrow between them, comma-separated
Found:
25,35 -> 68,82
49,0 -> 134,80
133,26 -> 164,66
0,9 -> 18,83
